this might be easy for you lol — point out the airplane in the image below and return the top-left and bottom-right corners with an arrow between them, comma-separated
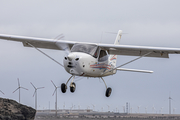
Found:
0,30 -> 180,97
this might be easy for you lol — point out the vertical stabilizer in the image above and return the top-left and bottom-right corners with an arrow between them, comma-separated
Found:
109,30 -> 122,68
114,30 -> 122,45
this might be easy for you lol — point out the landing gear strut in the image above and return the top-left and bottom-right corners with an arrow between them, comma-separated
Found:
61,76 -> 112,97
101,77 -> 112,97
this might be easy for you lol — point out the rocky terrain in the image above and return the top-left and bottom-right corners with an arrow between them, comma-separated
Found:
0,97 -> 36,120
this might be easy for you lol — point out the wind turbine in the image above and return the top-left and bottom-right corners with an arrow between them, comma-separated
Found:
101,107 -> 104,112
63,102 -> 66,110
51,80 -> 60,116
78,104 -> 81,110
169,92 -> 173,114
31,82 -> 44,110
87,105 -> 90,110
130,107 -> 133,113
137,105 -> 141,113
160,107 -> 164,114
92,104 -> 95,111
13,78 -> 28,103
173,108 -> 176,114
145,106 -> 148,114
152,105 -> 156,113
0,90 -> 4,95
106,104 -> 110,112
122,106 -> 125,113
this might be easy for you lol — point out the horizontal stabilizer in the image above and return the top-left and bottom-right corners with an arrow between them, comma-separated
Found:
116,68 -> 153,73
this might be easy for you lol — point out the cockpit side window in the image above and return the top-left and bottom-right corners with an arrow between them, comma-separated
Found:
98,50 -> 108,62
93,46 -> 99,58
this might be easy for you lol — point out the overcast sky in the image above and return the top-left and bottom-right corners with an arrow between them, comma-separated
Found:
0,0 -> 180,114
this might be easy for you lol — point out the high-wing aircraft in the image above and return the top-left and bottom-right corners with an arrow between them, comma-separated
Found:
0,30 -> 180,97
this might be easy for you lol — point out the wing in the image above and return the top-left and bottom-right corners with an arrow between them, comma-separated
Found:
0,34 -> 76,50
99,43 -> 180,58
0,34 -> 180,58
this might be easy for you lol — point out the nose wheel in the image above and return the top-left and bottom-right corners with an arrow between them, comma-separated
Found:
70,82 -> 76,93
61,76 -> 76,93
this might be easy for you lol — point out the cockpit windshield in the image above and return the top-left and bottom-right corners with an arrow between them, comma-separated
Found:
71,43 -> 99,58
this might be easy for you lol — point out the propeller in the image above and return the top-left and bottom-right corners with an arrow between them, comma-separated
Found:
54,34 -> 71,55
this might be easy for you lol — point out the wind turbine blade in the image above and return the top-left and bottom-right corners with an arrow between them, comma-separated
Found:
13,88 -> 19,93
21,87 -> 28,90
18,78 -> 20,87
0,90 -> 4,94
52,89 -> 56,96
30,82 -> 36,89
51,80 -> 56,88
33,91 -> 36,97
37,87 -> 45,89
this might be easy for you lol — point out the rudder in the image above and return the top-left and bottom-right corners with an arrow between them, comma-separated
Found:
109,30 -> 122,67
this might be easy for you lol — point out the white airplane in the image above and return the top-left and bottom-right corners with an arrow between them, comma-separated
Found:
0,30 -> 180,97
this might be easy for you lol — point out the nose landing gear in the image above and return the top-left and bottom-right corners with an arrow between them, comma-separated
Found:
61,76 -> 76,93
70,82 -> 76,93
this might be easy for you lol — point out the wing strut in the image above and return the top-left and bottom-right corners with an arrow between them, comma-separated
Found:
102,52 -> 152,75
26,42 -> 64,67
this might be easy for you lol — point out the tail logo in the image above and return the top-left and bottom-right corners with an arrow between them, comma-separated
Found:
110,55 -> 117,61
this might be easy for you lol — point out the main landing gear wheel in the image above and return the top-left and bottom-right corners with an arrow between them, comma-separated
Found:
70,82 -> 76,93
105,87 -> 112,97
61,83 -> 67,93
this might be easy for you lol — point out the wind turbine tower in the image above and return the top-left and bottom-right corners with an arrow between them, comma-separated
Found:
169,93 -> 173,114
13,78 -> 28,103
137,105 -> 141,113
51,80 -> 60,116
106,104 -> 110,112
92,104 -> 95,111
31,82 -> 44,110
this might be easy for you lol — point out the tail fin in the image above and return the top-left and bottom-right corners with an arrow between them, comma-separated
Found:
114,30 -> 122,45
109,30 -> 122,67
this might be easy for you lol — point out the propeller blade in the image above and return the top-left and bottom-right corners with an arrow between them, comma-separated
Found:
54,34 -> 64,40
56,42 -> 71,55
